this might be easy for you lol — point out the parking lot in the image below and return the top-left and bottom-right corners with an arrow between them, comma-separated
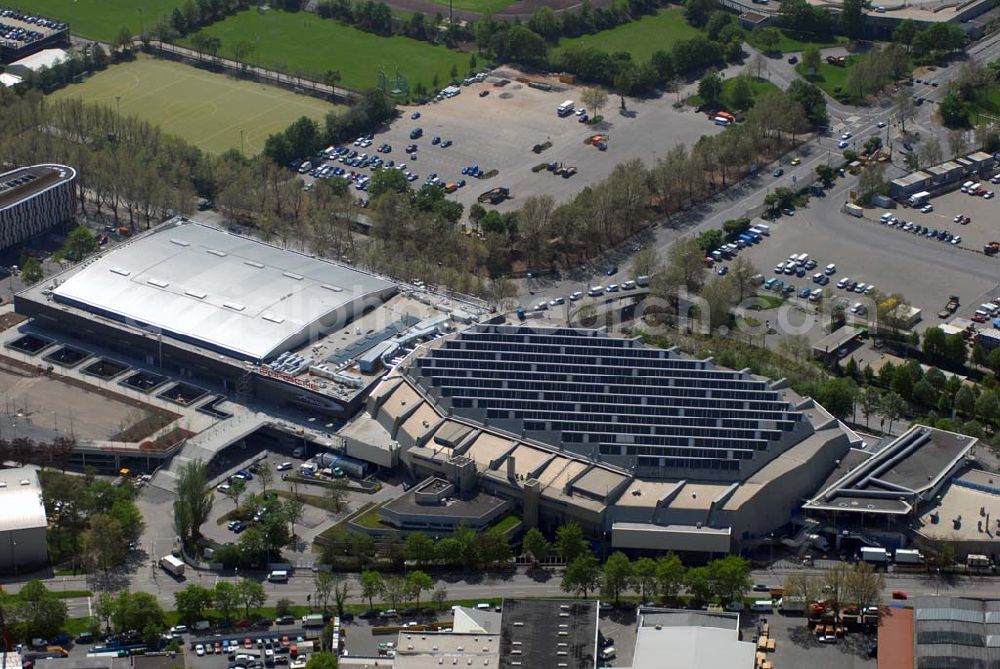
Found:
304,67 -> 723,217
715,203 -> 999,336
914,184 -> 1000,257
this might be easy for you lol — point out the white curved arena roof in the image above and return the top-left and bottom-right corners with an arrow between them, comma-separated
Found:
52,221 -> 397,361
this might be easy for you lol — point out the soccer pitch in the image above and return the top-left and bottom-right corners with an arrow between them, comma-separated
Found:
52,56 -> 338,155
181,9 -> 469,93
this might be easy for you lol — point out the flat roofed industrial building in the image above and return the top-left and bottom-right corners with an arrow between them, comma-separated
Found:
49,221 -> 397,362
0,164 -> 75,251
498,599 -> 598,669
0,466 -> 48,570
632,607 -> 754,669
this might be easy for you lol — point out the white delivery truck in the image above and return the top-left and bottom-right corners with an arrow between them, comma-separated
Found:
908,191 -> 931,207
860,547 -> 888,563
844,202 -> 864,218
894,548 -> 923,564
159,554 -> 186,578
557,100 -> 574,117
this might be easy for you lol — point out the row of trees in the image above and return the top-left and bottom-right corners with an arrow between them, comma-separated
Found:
172,578 -> 268,625
41,469 -> 144,573
784,562 -> 884,622
320,525 -> 514,571
559,550 -> 751,606
359,569 -> 442,609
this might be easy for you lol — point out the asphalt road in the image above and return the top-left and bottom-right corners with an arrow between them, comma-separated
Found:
8,563 -> 1000,619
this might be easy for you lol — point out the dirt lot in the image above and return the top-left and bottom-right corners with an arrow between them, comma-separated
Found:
0,363 -> 150,440
758,612 -> 876,669
322,69 -> 723,219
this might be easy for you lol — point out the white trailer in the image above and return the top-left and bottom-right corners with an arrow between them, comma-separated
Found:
159,554 -> 186,578
894,548 -> 923,564
860,547 -> 888,563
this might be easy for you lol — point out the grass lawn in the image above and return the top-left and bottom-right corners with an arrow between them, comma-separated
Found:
745,28 -> 848,54
52,55 -> 337,155
181,9 -> 468,93
424,0 -> 516,12
492,514 -> 522,533
553,8 -> 701,62
796,59 -> 856,99
687,76 -> 781,110
352,503 -> 390,529
4,0 -> 183,42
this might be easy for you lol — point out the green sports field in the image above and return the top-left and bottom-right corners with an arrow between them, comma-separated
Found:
52,56 -> 338,155
424,0 -> 515,12
181,9 -> 469,93
553,8 -> 701,62
4,0 -> 184,42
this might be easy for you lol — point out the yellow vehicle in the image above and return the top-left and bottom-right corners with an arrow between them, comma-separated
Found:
790,157 -> 802,166
444,182 -> 458,193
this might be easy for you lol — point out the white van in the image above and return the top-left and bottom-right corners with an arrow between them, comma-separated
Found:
879,212 -> 893,223
961,180 -> 975,193
752,223 -> 770,235
268,570 -> 289,583
557,100 -> 574,117
600,647 -> 616,660
750,599 -> 774,612
588,286 -> 604,297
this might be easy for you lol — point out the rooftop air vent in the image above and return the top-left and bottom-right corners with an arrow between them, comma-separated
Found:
19,480 -> 30,486
169,238 -> 190,247
244,260 -> 265,268
147,278 -> 169,288
207,249 -> 227,257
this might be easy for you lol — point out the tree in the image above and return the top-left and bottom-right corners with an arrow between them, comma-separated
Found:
21,256 -> 43,285
847,561 -> 884,613
406,570 -> 434,607
555,522 -> 587,563
12,581 -> 68,641
632,557 -> 658,603
802,45 -> 821,76
918,138 -> 943,167
562,554 -> 601,598
754,27 -> 780,53
109,591 -> 164,637
857,161 -> 886,202
939,94 -> 969,128
305,652 -> 338,669
601,552 -> 634,604
369,168 -> 412,200
522,527 -> 550,564
214,581 -> 240,621
894,90 -> 915,133
881,391 -> 906,433
257,461 -> 273,495
404,532 -> 436,566
697,72 -> 724,109
948,128 -> 969,159
976,390 -> 999,424
581,87 -> 608,119
326,477 -> 348,513
286,498 -> 305,538
60,226 -> 98,262
841,0 -> 869,39
383,575 -> 408,609
175,584 -> 215,626
954,385 -> 976,417
275,597 -> 294,618
783,572 -> 824,606
431,586 -> 448,610
683,566 -> 714,603
707,555 -> 751,603
859,387 -> 882,429
333,575 -> 350,615
237,578 -> 267,618
360,570 -> 384,609
894,18 -> 917,45
823,563 -> 851,623
655,553 -> 686,601
82,513 -> 128,573
729,75 -> 754,112
174,459 -> 213,546
225,478 -> 246,507
315,571 -> 336,612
